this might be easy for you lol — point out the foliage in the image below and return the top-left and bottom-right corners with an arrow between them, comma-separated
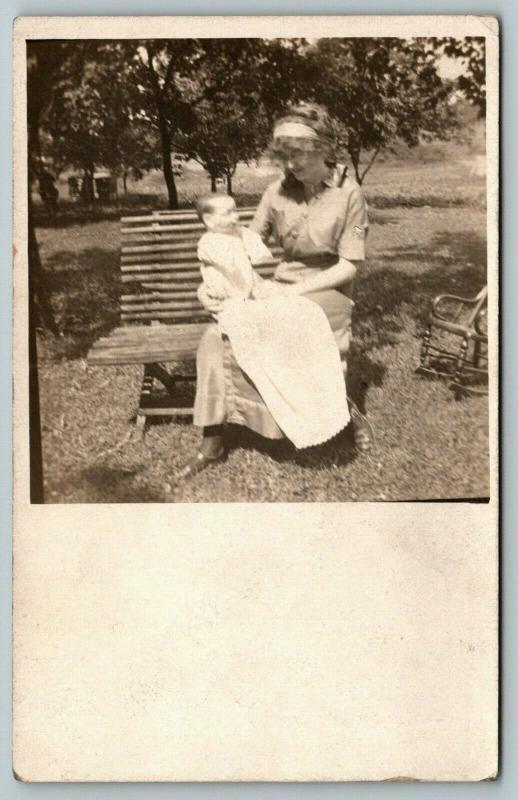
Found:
434,37 -> 486,115
45,42 -> 161,188
31,36 -> 487,205
308,38 -> 460,184
172,39 -> 308,192
27,41 -> 74,173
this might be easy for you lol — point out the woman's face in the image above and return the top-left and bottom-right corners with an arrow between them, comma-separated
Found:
273,140 -> 329,185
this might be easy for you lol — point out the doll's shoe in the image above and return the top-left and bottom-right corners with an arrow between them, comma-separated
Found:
175,447 -> 226,481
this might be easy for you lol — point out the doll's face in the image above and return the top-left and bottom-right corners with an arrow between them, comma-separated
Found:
203,196 -> 240,234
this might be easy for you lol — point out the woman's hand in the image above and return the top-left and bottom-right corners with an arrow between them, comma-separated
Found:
198,282 -> 225,315
289,258 -> 357,296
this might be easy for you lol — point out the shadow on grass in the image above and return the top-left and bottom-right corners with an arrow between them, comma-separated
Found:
80,464 -> 162,502
39,246 -> 121,359
365,193 -> 485,210
34,193 -> 167,230
354,229 -> 487,348
224,422 -> 359,471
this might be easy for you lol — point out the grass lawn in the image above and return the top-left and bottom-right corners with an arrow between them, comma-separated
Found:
35,152 -> 490,503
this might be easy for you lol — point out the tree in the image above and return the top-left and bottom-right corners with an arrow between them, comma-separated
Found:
434,37 -> 486,116
27,41 -> 75,332
118,122 -> 164,192
46,42 -> 160,201
27,41 -> 77,501
128,39 -> 208,208
172,38 -> 310,194
36,38 -> 310,208
310,38 -> 460,184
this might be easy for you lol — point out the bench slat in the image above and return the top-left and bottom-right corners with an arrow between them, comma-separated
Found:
151,206 -> 256,217
88,347 -> 201,366
122,222 -> 206,235
121,256 -> 280,271
140,282 -> 203,291
121,300 -> 203,313
121,218 -> 254,236
121,267 -> 277,285
121,248 -> 282,263
122,258 -> 198,271
88,322 -> 209,364
93,323 -> 207,343
121,260 -> 198,272
121,271 -> 202,283
120,212 -> 201,224
122,270 -> 201,281
121,310 -> 209,321
120,207 -> 256,224
121,268 -> 279,283
121,234 -> 205,247
122,241 -> 207,255
122,291 -> 199,302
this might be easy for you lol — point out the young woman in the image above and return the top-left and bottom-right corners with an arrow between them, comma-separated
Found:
178,103 -> 371,479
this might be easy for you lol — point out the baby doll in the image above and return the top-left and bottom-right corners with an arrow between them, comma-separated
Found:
196,193 -> 276,303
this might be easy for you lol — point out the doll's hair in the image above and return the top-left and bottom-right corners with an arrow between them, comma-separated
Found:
195,193 -> 235,223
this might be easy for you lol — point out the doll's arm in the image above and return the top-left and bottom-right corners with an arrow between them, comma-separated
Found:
200,265 -> 232,298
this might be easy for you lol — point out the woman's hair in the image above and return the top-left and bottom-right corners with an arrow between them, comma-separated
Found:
268,103 -> 338,170
274,103 -> 336,149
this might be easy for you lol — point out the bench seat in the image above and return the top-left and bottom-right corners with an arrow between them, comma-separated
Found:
87,323 -> 209,366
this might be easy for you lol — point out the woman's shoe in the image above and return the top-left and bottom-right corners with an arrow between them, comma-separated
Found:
349,401 -> 373,453
176,447 -> 226,481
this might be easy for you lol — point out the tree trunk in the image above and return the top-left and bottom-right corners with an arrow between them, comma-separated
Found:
349,148 -> 362,185
157,117 -> 178,209
210,174 -> 217,192
359,144 -> 382,185
27,113 -> 49,501
28,194 -> 60,336
28,206 -> 45,502
27,113 -> 59,336
123,170 -> 128,194
80,163 -> 95,203
226,171 -> 233,196
143,45 -> 179,209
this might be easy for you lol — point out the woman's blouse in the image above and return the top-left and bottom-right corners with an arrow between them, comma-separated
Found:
250,167 -> 368,284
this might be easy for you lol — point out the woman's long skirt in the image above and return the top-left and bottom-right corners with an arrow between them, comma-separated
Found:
193,288 -> 353,439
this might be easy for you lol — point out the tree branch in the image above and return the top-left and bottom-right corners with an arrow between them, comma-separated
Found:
359,142 -> 382,184
161,51 -> 176,97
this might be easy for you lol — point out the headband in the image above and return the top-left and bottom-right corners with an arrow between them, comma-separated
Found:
273,122 -> 321,141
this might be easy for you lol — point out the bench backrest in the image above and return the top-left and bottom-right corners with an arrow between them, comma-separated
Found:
120,207 -> 281,325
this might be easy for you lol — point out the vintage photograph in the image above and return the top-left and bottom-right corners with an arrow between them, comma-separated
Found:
27,30 -> 491,503
13,16 -> 499,784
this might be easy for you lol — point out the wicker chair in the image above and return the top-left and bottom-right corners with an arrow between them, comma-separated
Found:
417,286 -> 488,396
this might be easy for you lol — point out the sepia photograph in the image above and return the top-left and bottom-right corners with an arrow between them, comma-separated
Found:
12,15 -> 499,783
25,24 -> 492,503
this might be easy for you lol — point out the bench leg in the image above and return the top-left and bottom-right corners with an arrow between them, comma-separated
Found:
147,362 -> 176,395
134,365 -> 155,440
134,413 -> 147,441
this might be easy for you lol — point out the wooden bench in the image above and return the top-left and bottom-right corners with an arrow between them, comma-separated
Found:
87,207 -> 281,437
